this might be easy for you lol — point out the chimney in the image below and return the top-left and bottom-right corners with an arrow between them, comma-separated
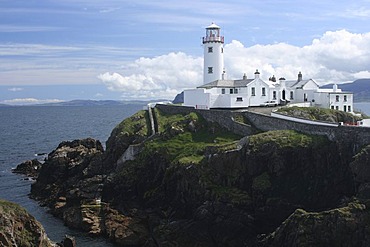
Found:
243,73 -> 247,80
298,71 -> 302,82
254,69 -> 260,79
279,77 -> 286,87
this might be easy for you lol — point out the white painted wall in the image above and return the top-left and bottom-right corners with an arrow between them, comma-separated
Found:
183,89 -> 210,109
358,119 -> 370,127
247,79 -> 270,106
203,42 -> 224,84
210,93 -> 248,108
302,80 -> 319,90
313,91 -> 353,112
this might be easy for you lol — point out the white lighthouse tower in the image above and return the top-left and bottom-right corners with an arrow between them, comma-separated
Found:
203,23 -> 224,84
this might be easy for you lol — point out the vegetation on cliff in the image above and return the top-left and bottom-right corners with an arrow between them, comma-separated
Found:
145,109 -> 241,164
276,106 -> 363,123
259,201 -> 370,246
0,199 -> 55,247
248,130 -> 327,151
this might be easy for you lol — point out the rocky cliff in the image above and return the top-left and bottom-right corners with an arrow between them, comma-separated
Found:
21,107 -> 370,246
0,199 -> 55,247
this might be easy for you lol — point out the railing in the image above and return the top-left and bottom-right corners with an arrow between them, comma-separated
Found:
203,36 -> 224,43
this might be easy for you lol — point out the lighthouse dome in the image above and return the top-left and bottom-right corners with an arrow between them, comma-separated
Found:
207,23 -> 220,29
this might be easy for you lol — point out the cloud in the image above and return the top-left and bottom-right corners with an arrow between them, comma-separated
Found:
8,87 -> 23,92
99,7 -> 121,13
224,29 -> 370,84
98,52 -> 202,99
98,29 -> 370,99
0,25 -> 62,33
2,98 -> 64,105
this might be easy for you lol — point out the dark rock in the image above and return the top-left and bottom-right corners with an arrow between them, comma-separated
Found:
258,202 -> 370,247
60,235 -> 76,247
12,158 -> 42,178
31,138 -> 105,212
350,145 -> 370,198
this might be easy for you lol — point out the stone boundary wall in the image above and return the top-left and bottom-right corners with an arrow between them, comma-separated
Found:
156,104 -> 370,147
243,111 -> 338,140
271,111 -> 338,127
243,111 -> 370,147
336,125 -> 370,149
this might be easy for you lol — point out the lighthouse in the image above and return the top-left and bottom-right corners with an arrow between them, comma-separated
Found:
203,23 -> 224,84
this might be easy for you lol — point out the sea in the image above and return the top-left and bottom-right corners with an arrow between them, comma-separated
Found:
0,102 -> 369,245
0,104 -> 145,246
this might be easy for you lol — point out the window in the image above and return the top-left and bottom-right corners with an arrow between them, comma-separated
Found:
336,106 -> 339,110
262,87 -> 266,96
348,106 -> 351,112
230,88 -> 234,94
221,88 -> 225,94
331,106 -> 334,110
208,47 -> 213,53
344,105 -> 347,112
251,87 -> 255,96
273,91 -> 277,100
236,97 -> 243,102
344,95 -> 347,102
221,47 -> 224,53
336,95 -> 339,102
290,91 -> 294,100
208,67 -> 213,74
234,88 -> 238,94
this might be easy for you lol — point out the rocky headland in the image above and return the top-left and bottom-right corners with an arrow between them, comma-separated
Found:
0,199 -> 77,247
15,106 -> 370,246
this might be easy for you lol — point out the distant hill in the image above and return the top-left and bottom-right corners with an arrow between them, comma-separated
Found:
38,99 -> 169,106
0,99 -> 172,107
323,79 -> 370,102
173,92 -> 184,104
40,100 -> 129,106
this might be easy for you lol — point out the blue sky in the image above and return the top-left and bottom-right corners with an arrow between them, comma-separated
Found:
1,0 -> 370,104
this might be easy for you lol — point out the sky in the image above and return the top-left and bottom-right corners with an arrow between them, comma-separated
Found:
1,0 -> 370,104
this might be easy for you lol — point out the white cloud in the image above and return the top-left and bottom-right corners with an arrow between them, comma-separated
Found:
2,98 -> 64,105
98,52 -> 202,99
225,29 -> 370,84
98,29 -> 370,99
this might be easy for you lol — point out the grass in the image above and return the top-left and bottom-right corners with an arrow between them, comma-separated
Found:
248,130 -> 328,152
0,199 -> 27,215
144,109 -> 241,164
114,110 -> 150,138
277,106 -> 362,123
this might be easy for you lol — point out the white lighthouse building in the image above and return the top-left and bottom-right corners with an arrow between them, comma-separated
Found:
183,23 -> 353,113
203,23 -> 224,84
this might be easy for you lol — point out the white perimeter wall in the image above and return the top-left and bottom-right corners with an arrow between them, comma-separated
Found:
183,89 -> 210,109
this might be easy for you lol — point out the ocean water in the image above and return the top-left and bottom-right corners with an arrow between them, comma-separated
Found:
0,104 -> 145,246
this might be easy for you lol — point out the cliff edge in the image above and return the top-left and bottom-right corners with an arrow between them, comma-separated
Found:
0,199 -> 56,247
19,106 -> 370,246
